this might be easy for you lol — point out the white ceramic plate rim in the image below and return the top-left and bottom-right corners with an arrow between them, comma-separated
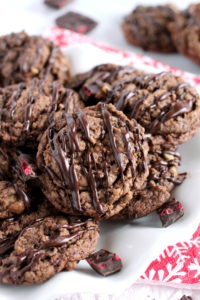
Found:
0,44 -> 199,300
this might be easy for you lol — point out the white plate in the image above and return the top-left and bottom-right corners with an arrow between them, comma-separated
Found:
0,44 -> 200,300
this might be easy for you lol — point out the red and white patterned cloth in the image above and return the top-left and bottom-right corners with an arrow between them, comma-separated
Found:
48,27 -> 200,296
49,27 -> 200,87
141,225 -> 200,285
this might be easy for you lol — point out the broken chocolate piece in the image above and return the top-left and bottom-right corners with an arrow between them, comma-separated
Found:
86,249 -> 122,276
180,296 -> 193,300
157,198 -> 184,227
44,0 -> 71,9
56,12 -> 97,34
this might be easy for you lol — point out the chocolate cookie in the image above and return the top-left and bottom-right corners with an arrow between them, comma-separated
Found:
122,5 -> 177,53
0,213 -> 99,285
113,144 -> 186,220
69,63 -> 145,106
37,103 -> 149,219
0,80 -> 84,148
0,31 -> 71,87
168,4 -> 200,66
106,72 -> 200,146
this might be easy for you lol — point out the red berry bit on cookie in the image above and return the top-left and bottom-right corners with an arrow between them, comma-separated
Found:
16,153 -> 37,181
86,249 -> 122,276
157,198 -> 184,227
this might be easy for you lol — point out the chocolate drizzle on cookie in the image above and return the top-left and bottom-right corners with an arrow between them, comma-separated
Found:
48,81 -> 61,124
48,126 -> 82,212
9,83 -> 26,118
22,79 -> 46,134
83,150 -> 103,214
0,217 -> 96,284
49,83 -> 82,125
149,100 -> 193,133
24,94 -> 35,132
106,72 -> 195,135
0,235 -> 17,256
100,103 -> 124,178
46,103 -> 144,215
76,110 -> 93,143
13,183 -> 30,209
3,79 -> 46,140
123,130 -> 136,178
48,110 -> 103,214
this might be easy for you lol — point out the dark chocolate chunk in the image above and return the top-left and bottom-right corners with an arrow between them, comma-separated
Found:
180,296 -> 193,300
157,198 -> 184,227
56,12 -> 97,34
86,249 -> 122,276
44,0 -> 71,9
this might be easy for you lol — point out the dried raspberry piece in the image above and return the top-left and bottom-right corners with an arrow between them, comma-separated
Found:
82,86 -> 93,97
86,249 -> 122,276
157,198 -> 184,227
15,153 -> 37,182
21,161 -> 32,176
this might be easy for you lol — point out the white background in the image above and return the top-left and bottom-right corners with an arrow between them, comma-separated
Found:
0,0 -> 200,75
0,1 -> 200,299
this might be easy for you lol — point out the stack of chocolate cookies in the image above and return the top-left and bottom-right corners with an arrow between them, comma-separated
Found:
122,3 -> 200,66
0,31 -> 199,285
